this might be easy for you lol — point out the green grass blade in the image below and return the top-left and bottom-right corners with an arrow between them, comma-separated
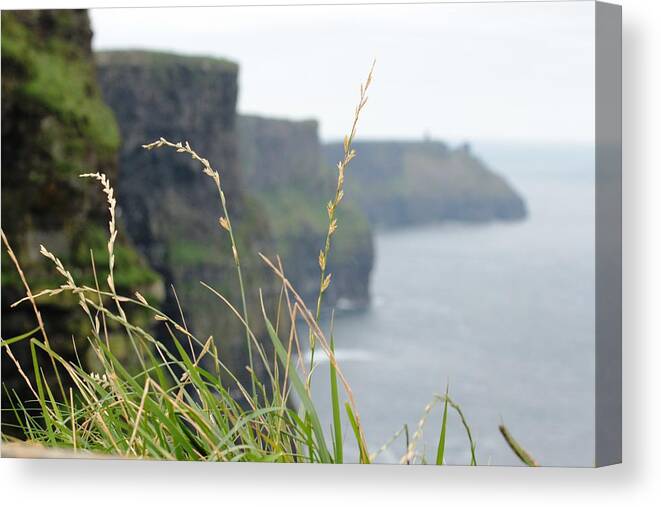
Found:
329,333 -> 343,464
446,396 -> 477,466
40,367 -> 63,423
499,424 -> 539,466
29,339 -> 55,444
1,326 -> 40,347
345,402 -> 370,464
2,385 -> 30,437
404,424 -> 410,464
260,299 -> 332,463
435,386 -> 449,465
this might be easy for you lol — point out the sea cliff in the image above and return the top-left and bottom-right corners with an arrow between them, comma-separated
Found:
1,11 -> 160,414
96,51 -> 375,318
322,141 -> 527,227
238,114 -> 373,309
95,50 -> 277,380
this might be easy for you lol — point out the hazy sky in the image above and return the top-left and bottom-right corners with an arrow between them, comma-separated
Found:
90,2 -> 595,144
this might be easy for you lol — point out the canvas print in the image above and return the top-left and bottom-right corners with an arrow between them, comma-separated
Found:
0,2 -> 621,466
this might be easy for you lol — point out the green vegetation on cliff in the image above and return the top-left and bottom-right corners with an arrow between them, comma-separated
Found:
1,10 -> 157,291
1,10 -> 119,159
1,11 -> 160,423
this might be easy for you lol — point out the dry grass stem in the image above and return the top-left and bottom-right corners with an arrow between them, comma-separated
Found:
141,138 -> 255,394
309,61 -> 375,374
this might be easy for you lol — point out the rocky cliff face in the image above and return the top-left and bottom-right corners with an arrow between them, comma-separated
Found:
96,51 -> 278,380
1,11 -> 159,416
238,115 -> 373,309
238,116 -> 322,192
322,141 -> 527,228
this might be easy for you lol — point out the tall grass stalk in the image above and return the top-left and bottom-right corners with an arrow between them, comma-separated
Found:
1,231 -> 65,401
308,61 -> 375,374
81,172 -> 146,371
141,138 -> 256,396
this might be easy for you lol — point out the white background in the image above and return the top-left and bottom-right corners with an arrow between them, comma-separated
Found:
0,0 -> 658,505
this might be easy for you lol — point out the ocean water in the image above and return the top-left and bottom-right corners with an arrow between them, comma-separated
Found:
301,143 -> 596,466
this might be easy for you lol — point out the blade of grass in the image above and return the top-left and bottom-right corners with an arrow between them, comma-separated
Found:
1,326 -> 40,347
259,294 -> 331,463
404,424 -> 410,464
499,424 -> 539,467
435,385 -> 449,465
29,340 -> 54,444
446,396 -> 477,466
40,367 -> 63,423
345,402 -> 370,464
329,313 -> 343,464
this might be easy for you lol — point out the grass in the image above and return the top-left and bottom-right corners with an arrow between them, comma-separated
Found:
0,64 -> 538,466
1,11 -> 120,158
306,62 -> 375,375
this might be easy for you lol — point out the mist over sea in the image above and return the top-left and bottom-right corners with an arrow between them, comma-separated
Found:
302,142 -> 596,466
